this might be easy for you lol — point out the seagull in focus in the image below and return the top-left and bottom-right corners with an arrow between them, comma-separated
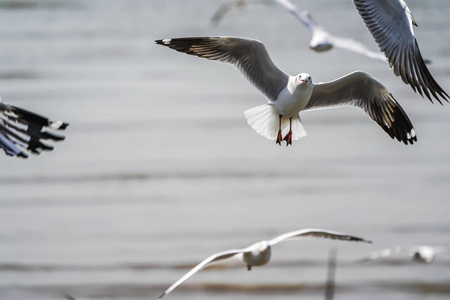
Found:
358,245 -> 450,264
212,0 -> 387,62
156,36 -> 417,146
0,98 -> 68,158
156,228 -> 371,299
353,0 -> 449,104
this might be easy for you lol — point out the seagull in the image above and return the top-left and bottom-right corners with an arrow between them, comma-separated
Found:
358,245 -> 450,264
212,0 -> 387,62
155,36 -> 417,146
156,228 -> 371,299
353,0 -> 449,104
0,98 -> 68,158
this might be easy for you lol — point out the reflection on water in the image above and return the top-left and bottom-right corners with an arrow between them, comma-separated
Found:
1,0 -> 450,299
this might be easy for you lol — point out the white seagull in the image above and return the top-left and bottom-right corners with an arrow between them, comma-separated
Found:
156,228 -> 371,299
353,0 -> 449,104
358,245 -> 450,264
212,0 -> 387,61
156,37 -> 416,146
0,98 -> 68,158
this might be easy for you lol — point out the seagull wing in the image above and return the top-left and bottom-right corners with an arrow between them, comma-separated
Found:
156,248 -> 247,299
358,245 -> 406,262
304,71 -> 416,145
353,0 -> 449,103
330,36 -> 387,62
268,228 -> 371,246
433,246 -> 450,255
0,100 -> 68,158
273,0 -> 316,30
275,0 -> 387,60
210,1 -> 239,26
211,0 -> 273,26
155,37 -> 289,101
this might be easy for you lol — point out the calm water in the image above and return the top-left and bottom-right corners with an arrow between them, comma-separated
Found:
1,0 -> 450,299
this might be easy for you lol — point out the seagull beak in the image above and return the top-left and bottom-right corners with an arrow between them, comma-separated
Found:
301,79 -> 307,84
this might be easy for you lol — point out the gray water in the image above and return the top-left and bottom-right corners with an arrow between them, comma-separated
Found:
0,0 -> 450,299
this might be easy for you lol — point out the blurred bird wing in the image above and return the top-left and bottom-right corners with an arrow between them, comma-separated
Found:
211,0 -> 274,26
157,248 -> 247,299
268,228 -> 371,246
433,246 -> 450,255
359,245 -> 409,262
274,0 -> 317,31
0,99 -> 68,158
330,36 -> 386,62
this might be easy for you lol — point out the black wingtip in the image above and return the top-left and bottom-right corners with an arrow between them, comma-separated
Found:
155,39 -> 170,46
59,122 -> 69,130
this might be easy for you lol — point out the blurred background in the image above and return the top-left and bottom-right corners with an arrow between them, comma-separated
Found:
0,0 -> 449,299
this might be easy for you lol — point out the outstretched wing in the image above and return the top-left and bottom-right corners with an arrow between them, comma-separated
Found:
357,245 -> 406,263
330,36 -> 386,62
155,37 -> 289,101
353,0 -> 448,104
211,0 -> 274,26
305,71 -> 416,145
269,228 -> 371,246
433,246 -> 450,255
157,248 -> 246,299
0,100 -> 68,158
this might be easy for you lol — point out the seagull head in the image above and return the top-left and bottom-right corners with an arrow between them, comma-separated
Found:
258,241 -> 271,253
412,246 -> 435,263
296,73 -> 312,85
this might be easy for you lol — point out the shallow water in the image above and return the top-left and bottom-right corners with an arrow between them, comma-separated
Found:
1,0 -> 450,299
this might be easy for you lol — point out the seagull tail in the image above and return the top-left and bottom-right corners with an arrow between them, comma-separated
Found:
244,104 -> 307,141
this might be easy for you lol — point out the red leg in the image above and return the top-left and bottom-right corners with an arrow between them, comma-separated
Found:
247,265 -> 252,271
276,114 -> 282,146
283,117 -> 292,146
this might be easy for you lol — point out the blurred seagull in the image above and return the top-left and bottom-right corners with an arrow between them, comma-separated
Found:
156,228 -> 371,299
358,245 -> 450,264
0,98 -> 68,158
156,37 -> 417,146
211,0 -> 272,26
212,0 -> 387,61
353,0 -> 449,104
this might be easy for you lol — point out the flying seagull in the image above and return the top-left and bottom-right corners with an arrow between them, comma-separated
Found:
156,228 -> 371,299
0,98 -> 68,158
358,245 -> 450,264
212,0 -> 387,62
211,0 -> 272,26
156,37 -> 416,146
353,0 -> 449,104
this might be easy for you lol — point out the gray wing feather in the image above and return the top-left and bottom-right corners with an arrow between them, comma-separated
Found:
269,228 -> 371,246
353,0 -> 448,103
155,37 -> 289,101
305,71 -> 416,145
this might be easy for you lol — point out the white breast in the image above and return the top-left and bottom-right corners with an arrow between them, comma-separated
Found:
272,77 -> 314,118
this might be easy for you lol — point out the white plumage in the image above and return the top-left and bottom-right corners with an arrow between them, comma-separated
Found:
156,36 -> 416,145
157,228 -> 371,299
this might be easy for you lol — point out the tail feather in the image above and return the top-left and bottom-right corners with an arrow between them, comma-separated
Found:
244,104 -> 307,141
